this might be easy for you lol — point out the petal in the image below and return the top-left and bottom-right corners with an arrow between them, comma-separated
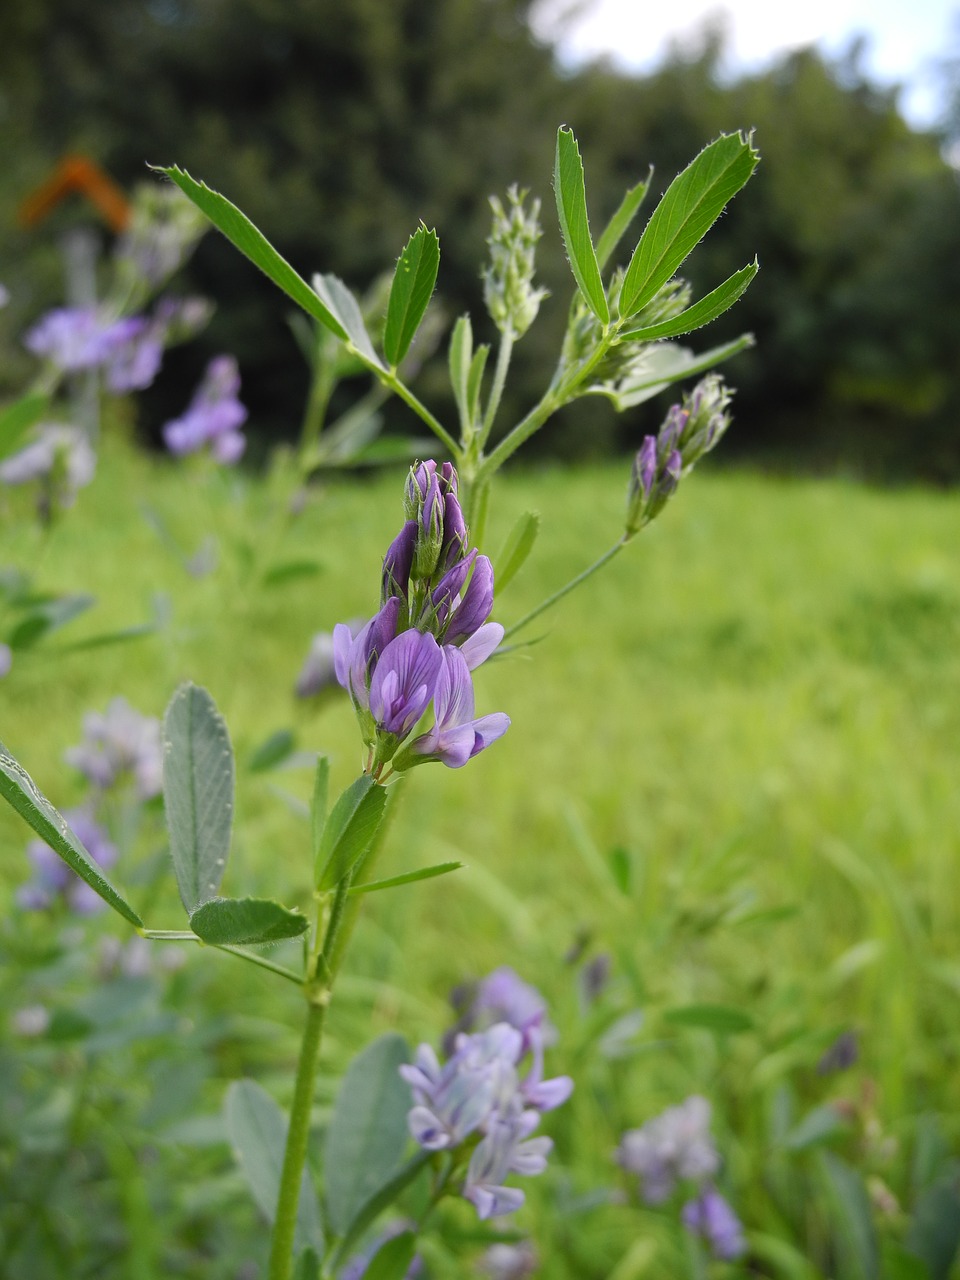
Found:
468,713 -> 510,757
407,1106 -> 451,1151
459,622 -> 503,670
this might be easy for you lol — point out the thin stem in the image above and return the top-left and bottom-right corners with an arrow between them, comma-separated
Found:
478,329 -> 514,448
297,360 -> 336,462
503,537 -> 627,641
379,370 -> 459,456
141,930 -> 304,985
267,998 -> 328,1280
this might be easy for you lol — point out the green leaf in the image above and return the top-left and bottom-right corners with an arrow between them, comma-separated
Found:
293,1248 -> 322,1280
818,1151 -> 880,1280
384,225 -> 440,367
619,132 -> 759,319
248,729 -> 297,773
589,334 -> 753,411
225,1080 -> 323,1255
493,510 -> 540,593
905,1178 -> 960,1280
261,560 -> 323,588
312,274 -> 383,369
8,594 -> 95,650
662,1003 -> 754,1034
162,683 -> 235,913
619,261 -> 759,341
448,314 -> 473,433
554,126 -> 609,324
334,1153 -> 430,1269
190,896 -> 308,945
0,392 -> 48,462
315,775 -> 387,891
347,861 -> 463,896
466,344 -> 490,428
50,622 -> 155,655
311,756 -> 330,866
596,171 -> 653,270
607,845 -> 633,896
0,741 -> 143,927
364,1232 -> 417,1280
783,1103 -> 849,1151
159,166 -> 349,343
324,1033 -> 412,1236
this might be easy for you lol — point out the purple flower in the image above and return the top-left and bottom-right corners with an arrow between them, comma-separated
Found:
368,629 -> 443,737
162,355 -> 247,462
470,967 -> 552,1042
333,598 -> 402,713
17,808 -> 117,915
295,630 -> 339,698
464,1100 -> 553,1220
435,553 -> 496,645
409,645 -> 509,768
0,644 -> 11,678
401,1021 -> 572,1220
381,520 -> 418,605
64,697 -> 163,799
682,1187 -> 745,1260
478,1240 -> 538,1279
616,1096 -> 720,1204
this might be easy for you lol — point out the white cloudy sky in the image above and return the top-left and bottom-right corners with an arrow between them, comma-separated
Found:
530,0 -> 958,126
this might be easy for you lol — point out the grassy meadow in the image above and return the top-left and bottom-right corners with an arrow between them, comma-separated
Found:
3,435 -> 960,1277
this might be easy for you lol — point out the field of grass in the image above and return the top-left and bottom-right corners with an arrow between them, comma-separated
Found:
3,436 -> 960,1277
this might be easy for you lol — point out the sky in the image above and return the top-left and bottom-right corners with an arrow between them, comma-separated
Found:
530,0 -> 958,127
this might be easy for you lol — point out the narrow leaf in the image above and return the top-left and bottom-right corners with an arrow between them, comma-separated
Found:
261,560 -> 323,588
364,1232 -> 416,1280
818,1152 -> 880,1280
334,1153 -> 431,1268
159,166 -> 348,341
0,741 -> 142,926
347,861 -> 463,896
493,511 -> 541,593
905,1178 -> 960,1280
383,225 -> 440,367
619,261 -> 759,341
248,729 -> 297,773
324,1033 -> 412,1235
588,335 -> 753,411
9,594 -> 95,650
50,622 -> 155,655
596,171 -> 653,270
0,392 -> 48,462
311,757 -> 330,866
619,132 -> 759,318
293,1248 -> 321,1280
162,683 -> 234,913
190,896 -> 308,945
225,1080 -> 323,1254
554,127 -> 609,323
466,344 -> 489,428
312,274 -> 383,369
662,1003 -> 754,1034
316,775 -> 387,891
448,314 -> 473,433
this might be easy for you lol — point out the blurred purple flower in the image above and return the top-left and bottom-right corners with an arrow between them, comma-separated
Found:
401,1020 -> 571,1220
682,1186 -> 745,1260
162,355 -> 248,462
339,1221 -> 422,1279
295,630 -> 339,698
616,1096 -> 720,1204
17,808 -> 117,915
478,1241 -> 538,1279
0,643 -> 11,678
0,425 -> 96,504
101,316 -> 164,392
24,307 -> 113,371
64,696 -> 163,799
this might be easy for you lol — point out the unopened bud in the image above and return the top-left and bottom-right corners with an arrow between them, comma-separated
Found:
483,186 -> 548,338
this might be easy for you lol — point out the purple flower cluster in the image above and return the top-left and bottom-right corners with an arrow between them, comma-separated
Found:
401,968 -> 571,1221
162,355 -> 247,463
334,462 -> 509,774
0,424 -> 96,505
617,1095 -> 744,1261
64,696 -> 163,800
626,375 -> 732,536
17,808 -> 117,915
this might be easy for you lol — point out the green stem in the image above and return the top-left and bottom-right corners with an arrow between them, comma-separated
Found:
503,537 -> 627,641
478,329 -> 514,448
297,360 -> 336,462
379,370 -> 459,456
268,997 -> 328,1280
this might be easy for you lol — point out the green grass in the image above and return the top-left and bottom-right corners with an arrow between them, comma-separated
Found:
3,437 -> 960,1276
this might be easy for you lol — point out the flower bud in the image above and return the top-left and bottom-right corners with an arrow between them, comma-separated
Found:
482,186 -> 549,338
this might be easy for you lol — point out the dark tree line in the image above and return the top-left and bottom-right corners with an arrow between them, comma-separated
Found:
1,0 -> 958,477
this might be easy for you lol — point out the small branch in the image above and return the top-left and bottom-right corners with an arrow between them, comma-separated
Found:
478,329 -> 514,448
